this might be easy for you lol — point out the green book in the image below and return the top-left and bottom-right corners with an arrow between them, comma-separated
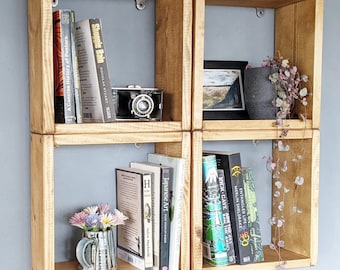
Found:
242,167 -> 264,263
202,154 -> 229,266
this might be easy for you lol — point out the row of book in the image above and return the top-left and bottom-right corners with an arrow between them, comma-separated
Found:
202,150 -> 264,266
53,9 -> 115,124
115,153 -> 185,270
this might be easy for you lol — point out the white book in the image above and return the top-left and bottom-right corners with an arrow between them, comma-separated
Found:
147,153 -> 185,270
75,18 -> 115,122
130,162 -> 172,270
116,167 -> 153,269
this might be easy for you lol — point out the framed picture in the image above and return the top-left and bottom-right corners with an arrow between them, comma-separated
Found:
203,60 -> 249,120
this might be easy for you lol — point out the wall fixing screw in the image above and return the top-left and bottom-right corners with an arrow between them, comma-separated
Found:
256,8 -> 265,18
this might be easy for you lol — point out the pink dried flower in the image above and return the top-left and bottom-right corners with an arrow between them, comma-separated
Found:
69,204 -> 128,231
69,211 -> 88,229
262,56 -> 309,120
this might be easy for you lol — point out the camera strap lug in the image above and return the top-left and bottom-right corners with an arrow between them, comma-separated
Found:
135,0 -> 147,10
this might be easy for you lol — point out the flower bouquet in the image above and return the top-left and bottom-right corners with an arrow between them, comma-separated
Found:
69,203 -> 128,231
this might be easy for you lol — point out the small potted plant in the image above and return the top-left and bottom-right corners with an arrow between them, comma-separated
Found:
244,55 -> 309,122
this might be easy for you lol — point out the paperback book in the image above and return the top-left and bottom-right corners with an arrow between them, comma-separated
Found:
204,151 -> 252,265
217,169 -> 236,264
130,161 -> 173,270
202,155 -> 229,266
53,9 -> 76,123
242,167 -> 264,263
147,153 -> 185,270
75,18 -> 115,122
116,167 -> 153,270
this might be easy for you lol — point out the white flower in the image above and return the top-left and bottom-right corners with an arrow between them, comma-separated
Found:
275,181 -> 282,189
83,205 -> 99,215
281,59 -> 289,67
274,191 -> 281,197
299,87 -> 308,97
301,74 -> 309,82
295,176 -> 304,186
292,206 -> 303,213
278,201 -> 284,211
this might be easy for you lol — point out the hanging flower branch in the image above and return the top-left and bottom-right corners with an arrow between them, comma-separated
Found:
264,139 -> 306,270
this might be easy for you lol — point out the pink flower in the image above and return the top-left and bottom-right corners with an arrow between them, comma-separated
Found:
69,211 -> 88,229
112,209 -> 129,226
98,203 -> 111,215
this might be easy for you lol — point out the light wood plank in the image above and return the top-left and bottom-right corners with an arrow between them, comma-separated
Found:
192,0 -> 205,130
155,0 -> 192,130
310,130 -> 320,265
31,134 -> 55,270
28,0 -> 54,134
205,0 -> 304,8
54,121 -> 182,135
54,132 -> 184,146
190,131 -> 204,269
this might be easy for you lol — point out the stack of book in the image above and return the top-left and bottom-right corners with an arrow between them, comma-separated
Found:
116,153 -> 185,270
202,150 -> 264,266
53,9 -> 115,124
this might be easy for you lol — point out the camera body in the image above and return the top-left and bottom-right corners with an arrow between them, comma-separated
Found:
112,85 -> 163,121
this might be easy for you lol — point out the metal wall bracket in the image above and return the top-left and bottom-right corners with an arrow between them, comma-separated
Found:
136,0 -> 147,10
52,0 -> 58,7
256,8 -> 265,18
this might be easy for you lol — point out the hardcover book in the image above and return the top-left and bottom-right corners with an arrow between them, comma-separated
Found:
217,169 -> 236,264
147,153 -> 185,270
202,155 -> 229,266
130,162 -> 173,270
53,9 -> 76,123
116,167 -> 153,270
242,167 -> 264,263
204,151 -> 252,265
75,18 -> 115,122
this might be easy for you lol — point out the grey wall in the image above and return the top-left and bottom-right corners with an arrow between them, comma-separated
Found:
0,0 -> 338,269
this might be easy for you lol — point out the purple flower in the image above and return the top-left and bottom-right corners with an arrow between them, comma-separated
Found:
86,213 -> 100,231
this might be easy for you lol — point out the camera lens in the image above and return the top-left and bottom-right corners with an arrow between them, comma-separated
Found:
131,94 -> 154,118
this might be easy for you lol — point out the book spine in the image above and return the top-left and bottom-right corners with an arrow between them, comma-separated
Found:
117,247 -> 146,270
202,155 -> 229,266
159,167 -> 171,270
69,10 -> 82,123
215,153 -> 252,265
142,173 -> 154,268
242,167 -> 264,263
53,9 -> 76,124
217,169 -> 236,264
88,18 -> 115,122
167,160 -> 184,270
146,153 -> 185,270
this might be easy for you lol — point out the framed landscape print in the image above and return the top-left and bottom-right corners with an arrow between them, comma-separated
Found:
203,60 -> 249,120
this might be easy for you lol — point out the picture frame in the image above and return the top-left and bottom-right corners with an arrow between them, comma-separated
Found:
203,60 -> 249,120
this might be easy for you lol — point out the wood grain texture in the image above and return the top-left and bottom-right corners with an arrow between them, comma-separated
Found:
31,134 -> 55,270
275,0 -> 323,128
192,0 -> 205,130
206,0 -> 304,8
155,0 -> 192,130
29,0 -> 54,134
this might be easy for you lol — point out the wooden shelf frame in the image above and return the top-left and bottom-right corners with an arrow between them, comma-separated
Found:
28,0 -> 193,270
191,0 -> 323,269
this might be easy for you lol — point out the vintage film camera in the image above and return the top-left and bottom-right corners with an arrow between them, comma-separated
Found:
112,85 -> 163,121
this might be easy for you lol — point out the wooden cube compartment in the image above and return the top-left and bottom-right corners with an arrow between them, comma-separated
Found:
191,129 -> 320,269
28,0 -> 192,269
191,0 -> 322,269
